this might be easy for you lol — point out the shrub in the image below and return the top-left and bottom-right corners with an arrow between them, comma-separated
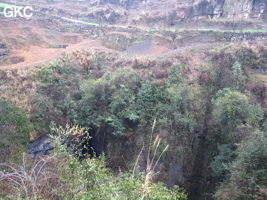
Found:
0,99 -> 33,162
0,124 -> 188,199
210,144 -> 235,180
214,131 -> 267,200
211,88 -> 263,142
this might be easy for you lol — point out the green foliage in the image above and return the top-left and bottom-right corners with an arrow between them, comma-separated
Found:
137,81 -> 168,124
210,144 -> 235,180
35,61 -> 80,84
0,124 -> 188,199
52,124 -> 188,200
32,61 -> 196,142
32,58 -> 196,141
166,63 -> 187,86
165,84 -> 195,136
32,62 -> 82,132
0,99 -> 33,162
211,52 -> 248,92
62,94 -> 78,123
232,61 -> 246,91
136,64 -> 195,138
211,52 -> 236,89
263,118 -> 267,131
213,89 -> 252,129
236,47 -> 259,69
210,88 -> 263,144
77,65 -> 195,138
214,131 -> 267,200
79,70 -> 140,136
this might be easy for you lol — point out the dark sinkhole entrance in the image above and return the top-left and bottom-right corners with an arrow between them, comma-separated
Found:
78,130 -> 105,159
28,129 -> 105,159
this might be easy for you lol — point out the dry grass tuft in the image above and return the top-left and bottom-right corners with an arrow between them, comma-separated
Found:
0,68 -> 39,115
0,153 -> 65,199
133,119 -> 169,199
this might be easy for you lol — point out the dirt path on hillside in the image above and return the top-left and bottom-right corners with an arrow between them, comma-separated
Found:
0,39 -> 119,70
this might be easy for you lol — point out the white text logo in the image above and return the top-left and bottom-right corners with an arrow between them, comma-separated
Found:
4,6 -> 33,18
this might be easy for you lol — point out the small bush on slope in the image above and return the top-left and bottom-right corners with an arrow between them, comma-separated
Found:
214,130 -> 267,200
0,99 -> 33,163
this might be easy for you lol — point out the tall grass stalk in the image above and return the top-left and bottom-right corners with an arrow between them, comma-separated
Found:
134,118 -> 170,200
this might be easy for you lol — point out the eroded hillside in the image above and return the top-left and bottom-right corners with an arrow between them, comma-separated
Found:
0,0 -> 267,200
1,0 -> 267,69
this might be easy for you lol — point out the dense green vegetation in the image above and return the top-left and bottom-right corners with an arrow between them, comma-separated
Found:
2,0 -> 267,198
32,61 -> 196,143
0,100 -> 33,163
0,45 -> 267,199
214,130 -> 267,199
0,124 -> 187,199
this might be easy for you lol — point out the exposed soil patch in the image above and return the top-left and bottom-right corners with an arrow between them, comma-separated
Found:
10,56 -> 25,64
0,39 -> 121,70
0,16 -> 131,70
125,37 -> 168,56
62,34 -> 81,44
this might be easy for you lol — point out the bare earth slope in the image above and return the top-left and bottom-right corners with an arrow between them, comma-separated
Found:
0,18 -> 121,69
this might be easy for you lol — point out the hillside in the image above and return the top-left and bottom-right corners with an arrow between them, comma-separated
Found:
0,0 -> 267,199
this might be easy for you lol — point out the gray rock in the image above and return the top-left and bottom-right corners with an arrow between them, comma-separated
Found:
28,135 -> 54,158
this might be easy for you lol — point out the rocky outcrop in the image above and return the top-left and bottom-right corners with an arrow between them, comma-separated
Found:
222,0 -> 266,18
162,0 -> 266,20
99,0 -> 140,9
28,131 -> 104,159
131,0 -> 266,26
102,32 -> 133,50
28,135 -> 54,158
0,43 -> 9,62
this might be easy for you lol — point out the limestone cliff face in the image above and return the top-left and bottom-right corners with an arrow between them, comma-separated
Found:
174,0 -> 266,19
110,0 -> 266,26
222,0 -> 266,18
184,0 -> 262,18
27,0 -> 266,26
99,0 -> 140,9
127,0 -> 267,26
98,0 -> 266,19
